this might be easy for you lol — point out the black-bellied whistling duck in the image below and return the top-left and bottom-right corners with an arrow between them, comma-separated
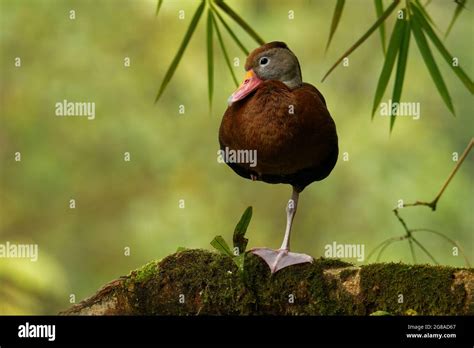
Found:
219,41 -> 338,273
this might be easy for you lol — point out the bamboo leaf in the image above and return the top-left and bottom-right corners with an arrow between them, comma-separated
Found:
371,15 -> 405,118
207,9 -> 214,106
233,206 -> 252,254
210,235 -> 233,257
155,0 -> 205,103
212,12 -> 239,87
322,0 -> 400,82
214,0 -> 265,45
445,0 -> 467,38
411,12 -> 455,114
411,3 -> 474,94
374,0 -> 386,55
390,19 -> 411,131
325,0 -> 345,52
155,0 -> 164,17
211,5 -> 249,55
414,0 -> 436,27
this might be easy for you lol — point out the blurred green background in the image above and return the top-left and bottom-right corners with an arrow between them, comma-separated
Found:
0,0 -> 472,314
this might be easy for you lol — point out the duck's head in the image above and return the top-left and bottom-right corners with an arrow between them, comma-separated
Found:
228,41 -> 302,106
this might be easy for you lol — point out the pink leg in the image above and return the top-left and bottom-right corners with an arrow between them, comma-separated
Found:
251,187 -> 313,273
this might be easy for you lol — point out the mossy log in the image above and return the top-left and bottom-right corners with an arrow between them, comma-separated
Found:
61,249 -> 474,315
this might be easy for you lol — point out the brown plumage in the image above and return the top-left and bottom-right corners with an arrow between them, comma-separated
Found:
219,80 -> 337,192
218,41 -> 338,273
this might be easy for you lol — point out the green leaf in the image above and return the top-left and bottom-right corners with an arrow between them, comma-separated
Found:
390,19 -> 411,131
325,0 -> 345,52
207,9 -> 214,107
211,5 -> 249,55
371,15 -> 405,118
233,206 -> 252,254
374,0 -> 386,55
214,0 -> 265,45
445,0 -> 466,38
155,0 -> 164,17
211,12 -> 239,87
155,0 -> 205,103
411,11 -> 455,115
210,235 -> 233,257
176,246 -> 188,252
322,0 -> 400,82
413,0 -> 436,27
233,253 -> 246,273
411,3 -> 474,94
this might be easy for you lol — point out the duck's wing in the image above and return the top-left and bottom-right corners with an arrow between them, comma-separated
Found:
301,83 -> 327,106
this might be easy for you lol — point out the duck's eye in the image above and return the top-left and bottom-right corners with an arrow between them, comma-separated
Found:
259,57 -> 270,66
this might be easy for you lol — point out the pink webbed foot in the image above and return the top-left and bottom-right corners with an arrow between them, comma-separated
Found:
250,247 -> 313,273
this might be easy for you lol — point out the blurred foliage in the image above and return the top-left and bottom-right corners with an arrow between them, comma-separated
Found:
367,139 -> 472,266
0,0 -> 473,315
445,0 -> 467,38
154,0 -> 265,105
155,0 -> 473,132
323,0 -> 473,130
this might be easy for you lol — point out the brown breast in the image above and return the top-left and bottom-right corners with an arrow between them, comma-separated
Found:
219,80 -> 338,192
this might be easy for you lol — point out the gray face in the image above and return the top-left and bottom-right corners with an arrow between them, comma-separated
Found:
251,48 -> 302,89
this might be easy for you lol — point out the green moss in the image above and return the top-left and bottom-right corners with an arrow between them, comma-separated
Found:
316,257 -> 353,269
241,253 -> 361,315
125,250 -> 358,315
134,260 -> 160,283
360,263 -> 469,315
125,259 -> 160,287
340,268 -> 358,282
137,249 -> 249,315
121,250 -> 471,315
242,252 -> 323,315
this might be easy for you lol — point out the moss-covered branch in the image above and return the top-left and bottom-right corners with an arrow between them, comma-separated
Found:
61,249 -> 474,315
